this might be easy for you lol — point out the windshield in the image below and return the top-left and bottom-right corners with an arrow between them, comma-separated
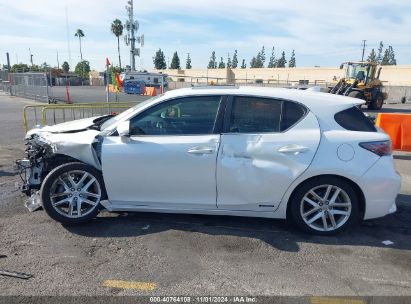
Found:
346,64 -> 371,82
100,95 -> 162,130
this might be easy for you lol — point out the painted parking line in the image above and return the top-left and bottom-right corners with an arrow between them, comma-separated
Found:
102,279 -> 157,291
310,297 -> 365,304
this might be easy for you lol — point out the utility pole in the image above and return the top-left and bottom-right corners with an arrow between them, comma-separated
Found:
361,40 -> 366,62
6,52 -> 11,71
65,7 -> 72,67
57,51 -> 60,69
124,0 -> 144,71
29,48 -> 33,67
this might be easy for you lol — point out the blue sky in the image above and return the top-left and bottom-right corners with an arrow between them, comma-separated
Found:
0,0 -> 410,71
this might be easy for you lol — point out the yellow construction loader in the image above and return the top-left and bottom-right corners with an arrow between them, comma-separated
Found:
329,62 -> 387,110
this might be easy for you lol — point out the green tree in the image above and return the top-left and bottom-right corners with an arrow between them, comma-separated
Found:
186,53 -> 192,69
250,57 -> 257,68
288,50 -> 296,68
381,48 -> 390,65
367,49 -> 377,63
111,19 -> 124,69
388,46 -> 397,65
11,63 -> 30,73
232,50 -> 238,68
260,46 -> 266,66
251,48 -> 264,68
218,57 -> 226,69
74,29 -> 85,61
74,60 -> 90,78
62,61 -> 70,73
276,51 -> 287,68
267,47 -> 276,68
208,51 -> 217,69
241,59 -> 246,69
153,49 -> 167,69
227,54 -> 232,68
380,45 -> 397,66
377,41 -> 384,64
170,51 -> 181,69
40,62 -> 51,71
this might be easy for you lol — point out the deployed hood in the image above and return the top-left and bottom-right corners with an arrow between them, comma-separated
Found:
27,115 -> 109,136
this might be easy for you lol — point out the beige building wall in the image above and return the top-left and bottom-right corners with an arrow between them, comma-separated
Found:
153,65 -> 411,86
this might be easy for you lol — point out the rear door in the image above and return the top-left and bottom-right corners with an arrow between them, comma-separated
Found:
216,95 -> 321,211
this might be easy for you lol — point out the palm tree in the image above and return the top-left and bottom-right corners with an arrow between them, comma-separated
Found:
74,29 -> 85,61
111,19 -> 124,69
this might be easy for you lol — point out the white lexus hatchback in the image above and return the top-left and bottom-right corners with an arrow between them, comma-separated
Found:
17,87 -> 401,235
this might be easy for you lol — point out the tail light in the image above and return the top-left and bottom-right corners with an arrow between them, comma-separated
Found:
359,140 -> 392,156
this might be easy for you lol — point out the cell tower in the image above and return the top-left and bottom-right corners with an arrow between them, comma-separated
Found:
124,0 -> 144,71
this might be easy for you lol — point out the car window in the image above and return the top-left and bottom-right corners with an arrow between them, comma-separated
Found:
334,107 -> 376,132
229,96 -> 282,133
280,100 -> 307,131
129,96 -> 221,135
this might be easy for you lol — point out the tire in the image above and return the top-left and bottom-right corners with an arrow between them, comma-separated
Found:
368,93 -> 384,110
290,176 -> 359,235
40,162 -> 106,225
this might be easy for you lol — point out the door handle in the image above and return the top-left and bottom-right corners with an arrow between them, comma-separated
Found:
278,144 -> 309,155
187,147 -> 214,155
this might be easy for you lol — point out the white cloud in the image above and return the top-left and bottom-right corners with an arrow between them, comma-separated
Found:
0,0 -> 410,70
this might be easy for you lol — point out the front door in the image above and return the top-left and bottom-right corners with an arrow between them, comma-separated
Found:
216,96 -> 321,211
102,95 -> 224,209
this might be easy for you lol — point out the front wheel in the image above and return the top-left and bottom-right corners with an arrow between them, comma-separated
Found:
40,162 -> 106,224
290,177 -> 359,235
368,93 -> 384,110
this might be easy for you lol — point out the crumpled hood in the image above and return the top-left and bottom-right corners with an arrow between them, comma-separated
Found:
25,119 -> 103,169
27,116 -> 103,135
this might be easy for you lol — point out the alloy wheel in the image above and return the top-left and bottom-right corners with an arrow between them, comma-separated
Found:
49,170 -> 101,219
300,184 -> 352,232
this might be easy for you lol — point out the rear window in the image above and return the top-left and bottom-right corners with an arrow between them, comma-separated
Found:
334,107 -> 376,132
280,101 -> 307,131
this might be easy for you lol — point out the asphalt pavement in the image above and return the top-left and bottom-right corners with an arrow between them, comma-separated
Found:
0,92 -> 410,297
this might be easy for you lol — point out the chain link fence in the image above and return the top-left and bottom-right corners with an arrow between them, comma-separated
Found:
0,70 -> 10,92
9,72 -> 49,102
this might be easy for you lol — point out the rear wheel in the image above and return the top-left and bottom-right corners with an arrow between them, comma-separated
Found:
41,162 -> 106,224
290,177 -> 359,235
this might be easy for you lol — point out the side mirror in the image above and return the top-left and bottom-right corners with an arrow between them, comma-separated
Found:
117,120 -> 130,137
339,64 -> 344,69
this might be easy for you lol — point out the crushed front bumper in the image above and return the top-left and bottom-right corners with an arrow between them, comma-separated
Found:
15,159 -> 43,212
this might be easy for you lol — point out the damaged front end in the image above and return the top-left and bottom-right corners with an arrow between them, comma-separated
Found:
16,134 -> 55,211
16,129 -> 104,212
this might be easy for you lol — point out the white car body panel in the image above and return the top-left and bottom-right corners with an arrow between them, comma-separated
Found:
216,111 -> 320,211
274,129 -> 394,219
102,135 -> 220,209
357,156 -> 401,219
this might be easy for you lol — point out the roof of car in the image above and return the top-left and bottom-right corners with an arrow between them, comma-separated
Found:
162,86 -> 361,114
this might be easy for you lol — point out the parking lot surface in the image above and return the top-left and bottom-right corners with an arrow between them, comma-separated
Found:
0,92 -> 411,296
